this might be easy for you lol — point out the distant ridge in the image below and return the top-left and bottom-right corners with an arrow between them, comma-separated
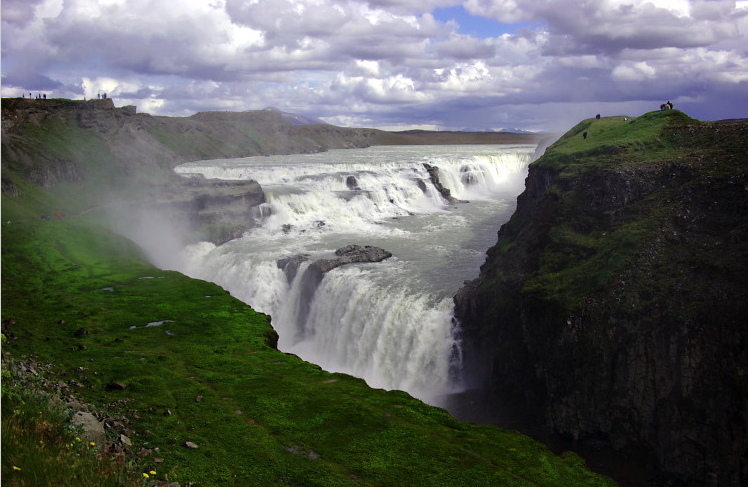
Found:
715,118 -> 748,124
262,106 -> 327,125
497,127 -> 538,134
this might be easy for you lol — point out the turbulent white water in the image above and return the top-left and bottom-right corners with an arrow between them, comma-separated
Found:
171,144 -> 534,404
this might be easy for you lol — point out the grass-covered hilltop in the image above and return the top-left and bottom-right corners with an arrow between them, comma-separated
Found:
455,110 -> 748,487
1,97 -> 604,487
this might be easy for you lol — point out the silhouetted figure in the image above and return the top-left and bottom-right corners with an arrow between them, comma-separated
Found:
596,114 -> 601,119
583,132 -> 588,139
43,94 -> 46,99
667,101 -> 673,109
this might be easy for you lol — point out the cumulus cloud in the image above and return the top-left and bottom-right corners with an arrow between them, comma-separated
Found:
611,61 -> 657,81
1,0 -> 746,131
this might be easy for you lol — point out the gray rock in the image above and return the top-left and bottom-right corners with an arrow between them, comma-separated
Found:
423,163 -> 467,204
277,254 -> 309,283
184,441 -> 199,449
72,411 -> 106,446
311,245 -> 392,274
346,175 -> 361,190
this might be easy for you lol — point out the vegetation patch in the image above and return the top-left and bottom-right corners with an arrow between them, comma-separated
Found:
1,100 -> 615,486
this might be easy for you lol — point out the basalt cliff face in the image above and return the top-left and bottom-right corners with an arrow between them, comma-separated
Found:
454,111 -> 748,486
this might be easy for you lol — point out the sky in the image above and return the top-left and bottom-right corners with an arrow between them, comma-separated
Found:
2,0 -> 748,132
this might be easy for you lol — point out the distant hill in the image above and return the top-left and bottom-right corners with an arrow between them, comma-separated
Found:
262,106 -> 327,125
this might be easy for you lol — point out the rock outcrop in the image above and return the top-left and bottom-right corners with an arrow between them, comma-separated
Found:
310,245 -> 392,274
423,163 -> 467,204
149,177 -> 267,245
454,111 -> 748,486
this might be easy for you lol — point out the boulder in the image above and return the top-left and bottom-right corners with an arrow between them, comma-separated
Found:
72,411 -> 106,446
311,245 -> 392,274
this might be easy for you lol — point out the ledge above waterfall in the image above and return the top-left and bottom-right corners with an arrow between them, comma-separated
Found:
313,245 -> 393,274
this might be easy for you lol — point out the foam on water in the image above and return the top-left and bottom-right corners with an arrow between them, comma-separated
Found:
173,145 -> 534,403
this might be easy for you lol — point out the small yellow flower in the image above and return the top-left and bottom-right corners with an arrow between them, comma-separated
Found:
149,470 -> 157,475
89,442 -> 96,446
12,466 -> 21,471
75,437 -> 81,442
142,473 -> 149,479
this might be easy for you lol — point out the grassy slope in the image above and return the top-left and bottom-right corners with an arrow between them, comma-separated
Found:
0,210 -> 614,487
1,112 -> 614,486
499,109 -> 736,310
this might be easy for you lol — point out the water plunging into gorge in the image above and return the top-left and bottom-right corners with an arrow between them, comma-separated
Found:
171,145 -> 535,404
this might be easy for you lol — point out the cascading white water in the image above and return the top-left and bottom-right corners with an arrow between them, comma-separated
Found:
172,145 -> 534,404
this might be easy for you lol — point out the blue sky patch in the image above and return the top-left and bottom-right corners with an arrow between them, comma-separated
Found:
432,6 -> 533,38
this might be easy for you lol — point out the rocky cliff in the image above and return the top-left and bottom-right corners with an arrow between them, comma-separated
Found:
454,110 -> 748,486
1,98 -> 387,244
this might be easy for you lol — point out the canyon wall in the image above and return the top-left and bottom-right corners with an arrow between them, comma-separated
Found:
454,111 -> 748,486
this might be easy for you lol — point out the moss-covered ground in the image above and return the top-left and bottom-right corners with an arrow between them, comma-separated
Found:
1,205 -> 616,486
506,110 -> 747,312
1,105 -> 615,486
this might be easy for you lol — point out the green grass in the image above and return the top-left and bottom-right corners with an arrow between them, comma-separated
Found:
1,211 -> 615,486
481,109 -> 746,319
1,355 -> 147,487
542,110 -> 701,169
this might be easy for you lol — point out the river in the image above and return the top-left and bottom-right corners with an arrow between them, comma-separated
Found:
170,144 -> 535,404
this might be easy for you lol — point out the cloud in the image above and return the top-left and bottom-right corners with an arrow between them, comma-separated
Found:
2,72 -> 63,90
465,0 -> 743,53
1,0 -> 46,26
611,61 -> 657,82
1,0 -> 746,132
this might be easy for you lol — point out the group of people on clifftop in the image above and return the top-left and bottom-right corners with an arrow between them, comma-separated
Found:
19,92 -> 109,100
660,101 -> 674,110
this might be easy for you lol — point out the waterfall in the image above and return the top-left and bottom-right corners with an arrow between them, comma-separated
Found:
173,145 -> 534,404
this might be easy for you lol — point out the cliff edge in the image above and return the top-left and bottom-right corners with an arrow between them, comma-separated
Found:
454,110 -> 748,486
1,98 -> 384,244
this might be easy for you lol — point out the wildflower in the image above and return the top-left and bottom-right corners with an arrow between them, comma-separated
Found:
75,437 -> 81,442
13,466 -> 21,471
142,473 -> 149,479
150,470 -> 157,475
89,442 -> 96,446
